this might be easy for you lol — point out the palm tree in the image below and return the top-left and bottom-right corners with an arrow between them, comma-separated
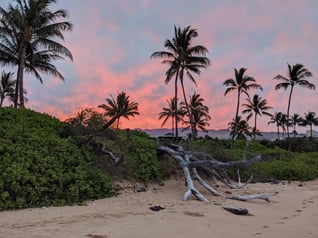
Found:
279,113 -> 290,140
0,0 -> 73,107
300,112 -> 318,139
274,63 -> 315,139
242,94 -> 272,140
158,97 -> 184,135
0,71 -> 15,107
181,92 -> 211,138
290,113 -> 303,138
268,111 -> 283,140
228,116 -> 253,140
151,25 -> 210,139
66,108 -> 94,127
98,91 -> 139,129
223,68 -> 262,145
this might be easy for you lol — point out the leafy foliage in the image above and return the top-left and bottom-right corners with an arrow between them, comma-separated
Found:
124,130 -> 163,183
0,108 -> 112,210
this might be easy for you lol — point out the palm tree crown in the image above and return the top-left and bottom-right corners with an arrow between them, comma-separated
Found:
242,94 -> 272,139
300,111 -> 318,138
158,97 -> 185,135
98,91 -> 139,129
151,25 -> 210,139
274,63 -> 315,138
0,0 -> 73,107
0,71 -> 15,107
228,116 -> 252,140
290,113 -> 303,138
268,111 -> 283,140
181,92 -> 211,138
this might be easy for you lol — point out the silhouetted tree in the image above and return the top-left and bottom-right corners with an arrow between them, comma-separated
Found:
274,63 -> 315,139
151,25 -> 210,140
300,111 -> 318,139
0,0 -> 73,107
242,94 -> 272,140
98,91 -> 139,129
223,68 -> 262,145
181,92 -> 211,138
268,111 -> 283,140
158,97 -> 185,135
0,71 -> 15,107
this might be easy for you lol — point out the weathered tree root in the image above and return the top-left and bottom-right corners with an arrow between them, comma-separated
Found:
157,144 -> 271,203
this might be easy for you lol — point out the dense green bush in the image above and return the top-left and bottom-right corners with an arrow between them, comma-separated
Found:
0,108 -> 112,210
125,130 -> 163,183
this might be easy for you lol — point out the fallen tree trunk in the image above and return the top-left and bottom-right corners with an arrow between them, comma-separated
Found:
157,144 -> 271,203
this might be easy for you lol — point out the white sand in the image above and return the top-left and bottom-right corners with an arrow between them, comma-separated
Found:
0,179 -> 317,238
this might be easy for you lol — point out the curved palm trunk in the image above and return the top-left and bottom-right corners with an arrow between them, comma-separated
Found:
276,123 -> 280,140
180,78 -> 195,139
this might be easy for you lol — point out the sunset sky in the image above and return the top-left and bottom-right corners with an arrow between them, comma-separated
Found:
1,0 -> 318,132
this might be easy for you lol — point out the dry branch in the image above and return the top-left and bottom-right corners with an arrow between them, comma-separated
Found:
157,144 -> 271,203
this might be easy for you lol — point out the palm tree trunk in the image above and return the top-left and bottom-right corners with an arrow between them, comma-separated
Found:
310,124 -> 312,138
15,46 -> 26,108
180,78 -> 195,139
171,117 -> 174,135
286,86 -> 294,139
174,72 -> 179,142
0,97 -> 4,107
276,123 -> 280,140
116,118 -> 120,128
253,113 -> 257,140
231,91 -> 241,148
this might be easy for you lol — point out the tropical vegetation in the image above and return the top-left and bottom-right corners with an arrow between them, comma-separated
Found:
223,68 -> 262,146
0,1 -> 317,212
242,94 -> 272,140
151,25 -> 210,140
0,0 -> 73,107
274,63 -> 315,138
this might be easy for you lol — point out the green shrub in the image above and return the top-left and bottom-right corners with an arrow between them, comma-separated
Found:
125,130 -> 163,183
0,108 -> 112,210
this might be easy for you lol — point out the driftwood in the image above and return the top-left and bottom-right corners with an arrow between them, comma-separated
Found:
223,206 -> 249,215
226,194 -> 272,202
158,144 -> 272,203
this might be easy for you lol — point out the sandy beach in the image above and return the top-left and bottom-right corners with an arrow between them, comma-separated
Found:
0,179 -> 317,238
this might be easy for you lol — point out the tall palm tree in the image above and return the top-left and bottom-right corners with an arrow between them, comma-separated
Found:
242,94 -> 272,140
158,97 -> 184,135
0,0 -> 73,107
0,71 -> 15,107
274,63 -> 315,139
290,113 -> 303,138
181,92 -> 211,138
300,111 -> 318,139
268,111 -> 283,140
151,25 -> 210,140
223,68 -> 262,145
98,91 -> 139,129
